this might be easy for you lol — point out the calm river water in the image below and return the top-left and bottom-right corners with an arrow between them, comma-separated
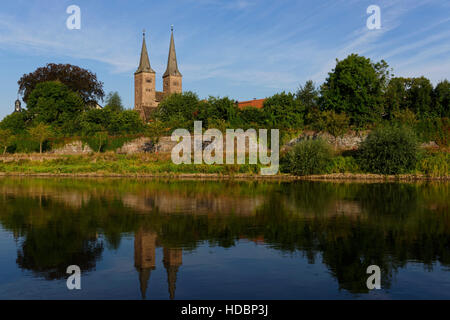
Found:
0,178 -> 448,299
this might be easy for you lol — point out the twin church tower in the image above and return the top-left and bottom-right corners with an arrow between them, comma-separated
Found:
134,27 -> 182,121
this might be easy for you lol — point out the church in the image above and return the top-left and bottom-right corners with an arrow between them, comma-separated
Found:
134,27 -> 182,122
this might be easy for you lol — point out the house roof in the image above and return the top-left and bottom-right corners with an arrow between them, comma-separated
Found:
237,98 -> 266,109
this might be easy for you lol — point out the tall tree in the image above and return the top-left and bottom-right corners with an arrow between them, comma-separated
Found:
18,63 -> 104,103
296,80 -> 319,111
0,129 -> 13,154
28,123 -> 52,154
385,77 -> 435,118
433,80 -> 450,118
320,54 -> 391,127
26,81 -> 85,132
104,92 -> 124,112
385,77 -> 410,117
408,77 -> 434,117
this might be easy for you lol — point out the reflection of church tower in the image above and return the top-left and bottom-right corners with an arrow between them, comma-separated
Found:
163,248 -> 182,300
134,229 -> 157,299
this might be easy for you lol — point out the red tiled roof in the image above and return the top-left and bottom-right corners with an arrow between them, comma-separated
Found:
237,98 -> 265,109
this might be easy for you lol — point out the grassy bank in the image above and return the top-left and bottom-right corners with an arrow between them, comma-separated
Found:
0,152 -> 448,180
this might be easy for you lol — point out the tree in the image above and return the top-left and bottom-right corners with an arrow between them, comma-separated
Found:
104,92 -> 124,112
433,80 -> 450,118
93,131 -> 108,153
0,112 -> 27,134
385,77 -> 435,118
385,77 -> 410,117
28,123 -> 52,154
408,77 -> 434,117
263,92 -> 305,128
26,81 -> 85,132
320,54 -> 390,127
0,129 -> 13,154
18,63 -> 104,103
323,110 -> 350,148
155,91 -> 202,126
296,80 -> 319,111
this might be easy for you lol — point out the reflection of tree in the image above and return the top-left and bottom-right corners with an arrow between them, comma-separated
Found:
0,178 -> 448,295
17,229 -> 103,280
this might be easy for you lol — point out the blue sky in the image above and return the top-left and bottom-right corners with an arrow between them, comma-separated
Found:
0,0 -> 449,119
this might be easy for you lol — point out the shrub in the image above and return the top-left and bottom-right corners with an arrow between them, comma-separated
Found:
415,117 -> 449,146
281,139 -> 333,176
417,152 -> 449,177
357,125 -> 419,174
326,156 -> 360,173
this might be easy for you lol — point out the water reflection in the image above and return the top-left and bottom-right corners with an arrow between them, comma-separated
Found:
134,229 -> 182,299
0,178 -> 448,299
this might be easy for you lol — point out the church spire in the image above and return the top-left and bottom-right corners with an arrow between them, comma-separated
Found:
136,30 -> 155,74
163,26 -> 182,78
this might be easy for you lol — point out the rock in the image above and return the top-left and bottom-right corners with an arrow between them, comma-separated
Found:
283,131 -> 368,151
420,141 -> 439,149
51,141 -> 93,155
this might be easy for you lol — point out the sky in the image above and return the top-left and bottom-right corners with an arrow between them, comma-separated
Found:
0,0 -> 449,119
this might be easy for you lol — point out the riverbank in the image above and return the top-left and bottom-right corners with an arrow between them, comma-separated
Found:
0,153 -> 449,181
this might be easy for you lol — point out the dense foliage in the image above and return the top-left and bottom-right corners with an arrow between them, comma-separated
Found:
281,139 -> 333,176
1,55 -> 449,165
357,125 -> 419,174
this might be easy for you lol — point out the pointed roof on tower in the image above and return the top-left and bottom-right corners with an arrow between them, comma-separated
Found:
136,30 -> 155,74
163,25 -> 182,78
138,268 -> 151,300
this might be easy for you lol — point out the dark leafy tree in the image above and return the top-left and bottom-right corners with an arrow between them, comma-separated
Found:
433,80 -> 450,118
408,77 -> 434,117
155,91 -> 202,126
26,81 -> 85,132
263,92 -> 305,128
296,80 -> 319,111
104,92 -> 124,112
320,54 -> 391,127
358,125 -> 419,174
18,63 -> 104,103
0,112 -> 28,134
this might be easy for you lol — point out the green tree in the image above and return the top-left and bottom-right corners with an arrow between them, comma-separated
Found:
93,131 -> 108,153
385,77 -> 435,118
18,63 -> 104,103
320,54 -> 390,127
385,77 -> 410,117
296,80 -> 319,112
0,112 -> 28,134
433,80 -> 450,118
104,92 -> 124,112
0,129 -> 13,154
408,77 -> 434,117
155,91 -> 202,127
263,92 -> 305,128
26,81 -> 85,132
323,110 -> 350,147
28,123 -> 52,154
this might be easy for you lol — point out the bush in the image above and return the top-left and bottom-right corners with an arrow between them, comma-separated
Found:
415,117 -> 449,146
417,151 -> 449,177
326,156 -> 360,173
281,139 -> 333,176
358,125 -> 419,174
